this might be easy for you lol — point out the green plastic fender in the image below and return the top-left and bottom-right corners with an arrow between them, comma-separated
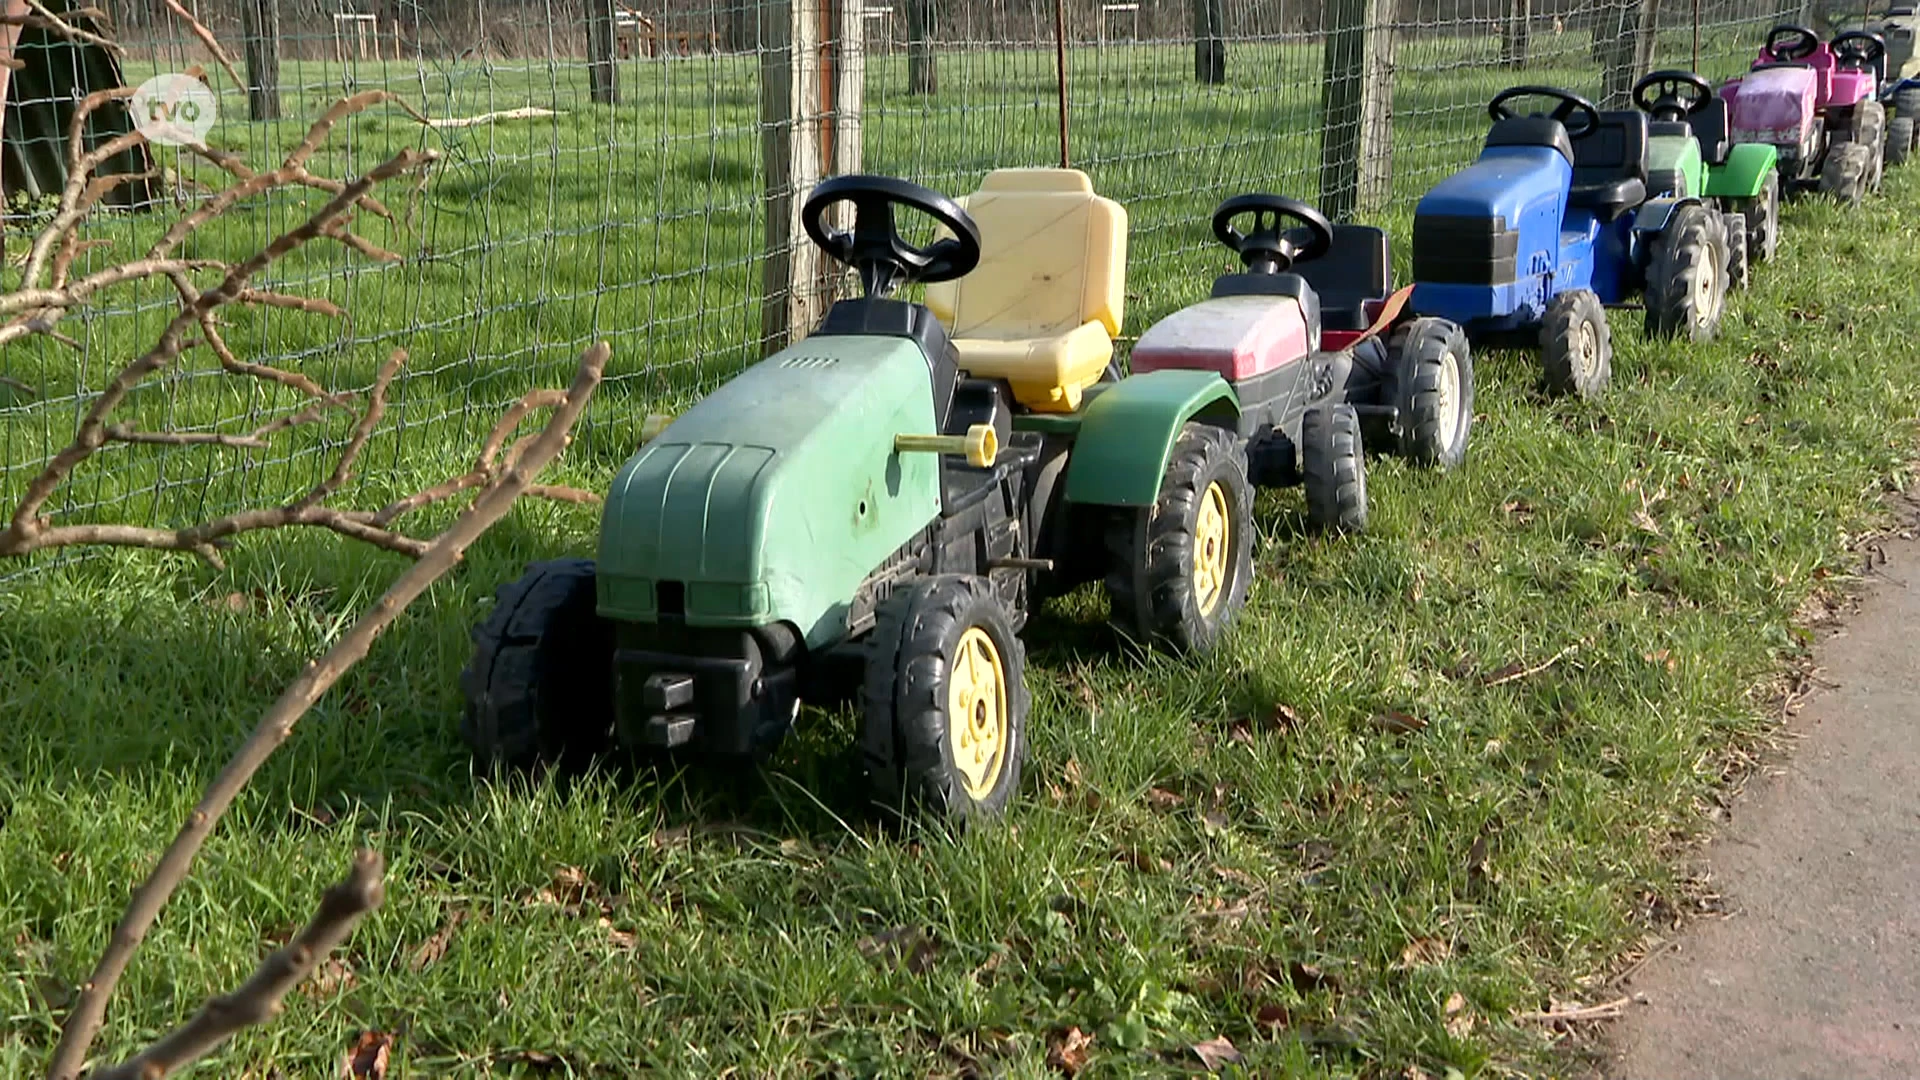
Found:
1647,132 -> 1705,197
1062,369 -> 1240,507
1703,142 -> 1780,198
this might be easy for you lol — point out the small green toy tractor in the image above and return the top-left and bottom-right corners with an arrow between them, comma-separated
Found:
1633,70 -> 1783,288
460,173 -> 1263,822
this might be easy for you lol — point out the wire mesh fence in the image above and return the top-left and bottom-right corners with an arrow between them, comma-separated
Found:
1,0 -> 1801,582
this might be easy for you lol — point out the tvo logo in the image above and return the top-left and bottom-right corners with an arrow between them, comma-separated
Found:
131,73 -> 217,146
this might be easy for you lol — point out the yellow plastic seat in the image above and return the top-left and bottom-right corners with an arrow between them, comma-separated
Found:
925,168 -> 1128,413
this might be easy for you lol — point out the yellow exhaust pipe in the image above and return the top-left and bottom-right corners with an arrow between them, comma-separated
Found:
894,423 -> 999,468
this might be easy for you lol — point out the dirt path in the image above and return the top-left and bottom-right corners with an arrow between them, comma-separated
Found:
1604,504 -> 1920,1079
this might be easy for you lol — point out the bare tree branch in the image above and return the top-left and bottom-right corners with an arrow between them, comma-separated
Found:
43,343 -> 611,1080
88,850 -> 387,1080
158,0 -> 243,92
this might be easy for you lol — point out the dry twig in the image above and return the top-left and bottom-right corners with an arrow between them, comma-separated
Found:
88,850 -> 387,1080
43,342 -> 611,1080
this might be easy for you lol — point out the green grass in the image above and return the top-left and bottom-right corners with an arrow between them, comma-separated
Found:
6,29 -> 1920,1080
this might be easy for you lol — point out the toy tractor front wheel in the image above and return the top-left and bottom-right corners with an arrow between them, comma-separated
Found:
461,558 -> 615,771
1540,289 -> 1612,399
1737,170 -> 1780,265
1721,211 -> 1750,290
1645,205 -> 1729,342
1384,317 -> 1474,470
1822,141 -> 1875,206
1105,422 -> 1254,654
1301,404 -> 1368,534
862,575 -> 1030,823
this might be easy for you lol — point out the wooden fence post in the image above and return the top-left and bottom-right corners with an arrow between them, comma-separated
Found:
587,0 -> 620,105
240,0 -> 280,122
1319,0 -> 1395,220
1600,0 -> 1658,108
906,0 -> 937,93
760,0 -> 864,353
1192,0 -> 1225,84
1500,0 -> 1529,68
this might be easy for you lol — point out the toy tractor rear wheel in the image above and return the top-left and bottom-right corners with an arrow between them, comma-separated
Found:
1889,115 -> 1914,167
1384,317 -> 1475,470
1645,204 -> 1729,342
1821,141 -> 1874,205
1301,404 -> 1368,534
1853,100 -> 1889,189
1721,211 -> 1750,290
1540,289 -> 1612,399
862,575 -> 1030,823
1104,421 -> 1254,654
460,558 -> 615,771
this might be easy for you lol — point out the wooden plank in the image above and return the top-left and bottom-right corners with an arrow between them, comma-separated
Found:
1319,0 -> 1395,219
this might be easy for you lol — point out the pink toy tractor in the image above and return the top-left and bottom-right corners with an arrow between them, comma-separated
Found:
1720,24 -> 1888,204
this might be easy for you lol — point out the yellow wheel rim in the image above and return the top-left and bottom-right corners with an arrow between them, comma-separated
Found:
947,626 -> 1009,800
1193,480 -> 1231,616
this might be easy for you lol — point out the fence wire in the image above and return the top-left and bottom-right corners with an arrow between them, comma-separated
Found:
1,0 -> 1801,582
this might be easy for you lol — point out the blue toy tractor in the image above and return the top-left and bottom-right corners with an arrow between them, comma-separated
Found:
1410,86 -> 1733,399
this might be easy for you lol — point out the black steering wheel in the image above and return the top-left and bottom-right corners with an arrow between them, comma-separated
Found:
801,175 -> 982,299
1489,85 -> 1601,139
1832,30 -> 1887,70
1633,69 -> 1714,121
1764,24 -> 1820,61
1211,193 -> 1334,274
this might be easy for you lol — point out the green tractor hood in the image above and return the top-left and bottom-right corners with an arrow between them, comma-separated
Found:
597,335 -> 943,648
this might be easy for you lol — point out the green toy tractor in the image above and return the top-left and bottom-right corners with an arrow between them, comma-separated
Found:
459,174 -> 1261,822
1634,70 -> 1783,289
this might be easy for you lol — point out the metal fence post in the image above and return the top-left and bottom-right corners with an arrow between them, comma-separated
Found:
1319,0 -> 1395,219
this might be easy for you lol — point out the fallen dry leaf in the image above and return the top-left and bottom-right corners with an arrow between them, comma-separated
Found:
409,909 -> 466,972
1063,758 -> 1085,788
1254,1002 -> 1291,1031
1047,1025 -> 1094,1075
1630,508 -> 1662,535
1397,936 -> 1451,969
1122,848 -> 1172,874
1286,960 -> 1340,993
599,916 -> 638,950
342,1030 -> 391,1079
1370,710 -> 1429,735
1200,807 -> 1230,834
1644,648 -> 1677,671
1501,499 -> 1535,523
651,823 -> 692,848
1146,786 -> 1184,810
1190,1035 -> 1243,1071
1269,703 -> 1301,732
306,956 -> 356,998
1444,991 -> 1476,1038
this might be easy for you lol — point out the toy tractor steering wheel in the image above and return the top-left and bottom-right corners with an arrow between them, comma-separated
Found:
1211,193 -> 1334,274
802,175 -> 982,299
1764,24 -> 1820,61
1633,70 -> 1714,121
1831,30 -> 1888,70
1488,85 -> 1601,139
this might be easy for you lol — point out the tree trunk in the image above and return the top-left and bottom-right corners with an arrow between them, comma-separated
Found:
586,0 -> 619,104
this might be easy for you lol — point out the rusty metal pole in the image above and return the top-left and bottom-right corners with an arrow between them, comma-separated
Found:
1054,0 -> 1070,166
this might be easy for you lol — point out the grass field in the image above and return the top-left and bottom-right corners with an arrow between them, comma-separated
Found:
7,24 -> 1918,1079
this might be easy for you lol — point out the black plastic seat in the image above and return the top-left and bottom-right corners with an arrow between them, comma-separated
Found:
1686,98 -> 1731,165
1485,115 -> 1576,165
1568,110 -> 1650,221
1294,225 -> 1391,332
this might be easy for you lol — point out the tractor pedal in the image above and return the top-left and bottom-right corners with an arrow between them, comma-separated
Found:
643,713 -> 698,748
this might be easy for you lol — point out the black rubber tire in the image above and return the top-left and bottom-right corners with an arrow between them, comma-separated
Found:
1888,116 -> 1913,167
1821,141 -> 1874,206
1540,288 -> 1612,399
1721,210 -> 1750,290
1743,170 -> 1780,264
1383,317 -> 1475,470
862,575 -> 1029,823
1897,86 -> 1920,121
460,558 -> 615,771
1644,204 -> 1728,341
1300,404 -> 1368,534
1104,421 -> 1254,654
